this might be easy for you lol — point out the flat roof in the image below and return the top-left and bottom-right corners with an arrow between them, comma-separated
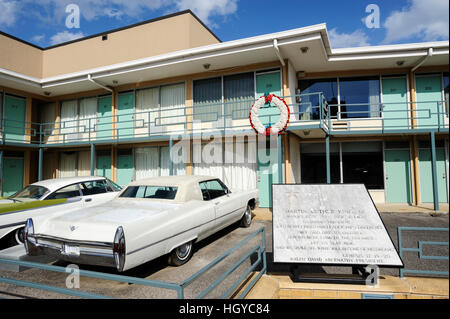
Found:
0,9 -> 221,50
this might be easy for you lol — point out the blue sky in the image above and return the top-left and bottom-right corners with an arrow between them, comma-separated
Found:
0,0 -> 448,48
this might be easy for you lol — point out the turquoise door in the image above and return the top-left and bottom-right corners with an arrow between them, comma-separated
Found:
416,75 -> 444,128
117,93 -> 134,139
1,157 -> 24,196
256,72 -> 283,208
117,155 -> 133,186
4,95 -> 26,142
97,96 -> 112,140
385,149 -> 412,203
419,148 -> 448,203
96,155 -> 112,179
382,78 -> 409,130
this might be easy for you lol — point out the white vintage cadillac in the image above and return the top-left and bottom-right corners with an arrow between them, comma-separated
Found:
25,176 -> 258,271
0,177 -> 121,247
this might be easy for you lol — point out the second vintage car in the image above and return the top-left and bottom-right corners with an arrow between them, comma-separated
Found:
25,176 -> 258,271
0,176 -> 121,247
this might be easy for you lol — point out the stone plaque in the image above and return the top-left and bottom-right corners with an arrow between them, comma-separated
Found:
272,184 -> 403,266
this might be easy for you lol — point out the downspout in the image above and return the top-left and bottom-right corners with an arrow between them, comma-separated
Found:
273,39 -> 286,67
87,74 -> 113,92
411,48 -> 433,72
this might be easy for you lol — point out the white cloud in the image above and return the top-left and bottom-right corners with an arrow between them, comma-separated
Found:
0,0 -> 18,27
383,0 -> 449,43
50,30 -> 84,45
173,0 -> 238,26
22,0 -> 237,27
31,34 -> 45,44
328,28 -> 370,48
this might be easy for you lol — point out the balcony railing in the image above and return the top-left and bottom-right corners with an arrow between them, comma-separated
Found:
0,94 -> 448,146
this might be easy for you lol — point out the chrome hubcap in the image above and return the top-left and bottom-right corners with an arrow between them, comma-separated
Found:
245,207 -> 251,224
176,243 -> 191,260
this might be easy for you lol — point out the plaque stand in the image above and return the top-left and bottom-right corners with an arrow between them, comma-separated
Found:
290,265 -> 374,285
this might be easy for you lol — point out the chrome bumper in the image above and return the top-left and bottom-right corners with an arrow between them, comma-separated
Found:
26,234 -> 116,269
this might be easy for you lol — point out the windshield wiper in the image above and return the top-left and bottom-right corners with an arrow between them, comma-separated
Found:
7,198 -> 23,203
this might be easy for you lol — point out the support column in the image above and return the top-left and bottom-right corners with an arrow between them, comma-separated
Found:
325,135 -> 331,184
90,143 -> 95,176
0,150 -> 3,194
284,133 -> 291,183
38,148 -> 43,181
411,136 -> 421,205
24,150 -> 30,186
430,132 -> 439,211
169,137 -> 174,176
111,146 -> 117,182
277,134 -> 283,183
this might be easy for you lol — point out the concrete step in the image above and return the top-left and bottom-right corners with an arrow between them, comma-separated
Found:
0,245 -> 56,272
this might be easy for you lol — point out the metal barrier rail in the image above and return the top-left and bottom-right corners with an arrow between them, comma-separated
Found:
397,226 -> 449,278
0,226 -> 266,299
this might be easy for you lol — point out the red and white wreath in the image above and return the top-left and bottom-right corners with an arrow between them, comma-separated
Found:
249,94 -> 290,136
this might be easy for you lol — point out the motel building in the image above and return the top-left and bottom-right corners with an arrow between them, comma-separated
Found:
0,10 -> 448,210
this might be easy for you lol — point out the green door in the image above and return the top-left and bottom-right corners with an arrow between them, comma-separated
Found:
256,72 -> 283,208
385,149 -> 412,203
416,75 -> 443,128
419,148 -> 448,203
117,155 -> 133,186
97,96 -> 112,140
382,78 -> 409,130
4,95 -> 26,142
1,157 -> 24,196
96,155 -> 112,179
117,93 -> 134,139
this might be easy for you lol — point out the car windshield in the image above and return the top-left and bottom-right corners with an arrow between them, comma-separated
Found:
9,185 -> 50,201
107,179 -> 123,192
120,186 -> 178,200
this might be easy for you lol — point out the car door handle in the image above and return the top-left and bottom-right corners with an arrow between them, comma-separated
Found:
85,198 -> 92,202
214,202 -> 220,206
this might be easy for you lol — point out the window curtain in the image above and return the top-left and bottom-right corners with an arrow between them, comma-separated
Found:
60,100 -> 78,142
40,103 -> 55,141
77,151 -> 91,176
160,146 -> 186,176
193,77 -> 222,122
79,97 -> 97,135
192,140 -> 257,190
224,73 -> 254,120
135,147 -> 159,180
192,142 -> 224,180
136,87 -> 159,132
223,140 -> 257,190
160,83 -> 185,125
59,152 -> 77,178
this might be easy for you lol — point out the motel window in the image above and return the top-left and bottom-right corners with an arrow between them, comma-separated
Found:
224,72 -> 255,120
300,143 -> 340,184
339,76 -> 381,118
298,78 -> 338,119
193,77 -> 222,122
341,142 -> 384,189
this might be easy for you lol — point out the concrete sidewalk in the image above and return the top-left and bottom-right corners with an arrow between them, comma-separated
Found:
253,203 -> 449,221
244,274 -> 449,299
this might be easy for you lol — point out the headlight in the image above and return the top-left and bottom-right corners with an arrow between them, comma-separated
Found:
24,218 -> 35,254
113,226 -> 126,272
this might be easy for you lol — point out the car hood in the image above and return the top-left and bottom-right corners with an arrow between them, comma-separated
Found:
35,199 -> 182,242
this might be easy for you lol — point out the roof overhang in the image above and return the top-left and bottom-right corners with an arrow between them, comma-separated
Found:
0,23 -> 448,98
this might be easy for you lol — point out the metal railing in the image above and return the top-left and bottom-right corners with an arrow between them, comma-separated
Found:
397,226 -> 449,278
0,226 -> 266,299
0,94 -> 448,147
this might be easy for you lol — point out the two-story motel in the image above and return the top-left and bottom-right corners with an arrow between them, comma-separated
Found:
0,10 -> 448,209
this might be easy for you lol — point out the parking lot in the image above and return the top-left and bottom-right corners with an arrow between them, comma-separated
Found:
0,211 -> 448,299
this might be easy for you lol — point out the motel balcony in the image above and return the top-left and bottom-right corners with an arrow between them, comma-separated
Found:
0,93 -> 448,147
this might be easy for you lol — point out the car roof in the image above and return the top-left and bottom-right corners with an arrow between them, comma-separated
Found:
122,175 -> 220,202
31,176 -> 107,192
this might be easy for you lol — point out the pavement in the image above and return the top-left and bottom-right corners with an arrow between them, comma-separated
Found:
0,208 -> 448,299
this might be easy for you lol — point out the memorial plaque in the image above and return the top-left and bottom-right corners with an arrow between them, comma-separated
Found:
273,184 -> 403,266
